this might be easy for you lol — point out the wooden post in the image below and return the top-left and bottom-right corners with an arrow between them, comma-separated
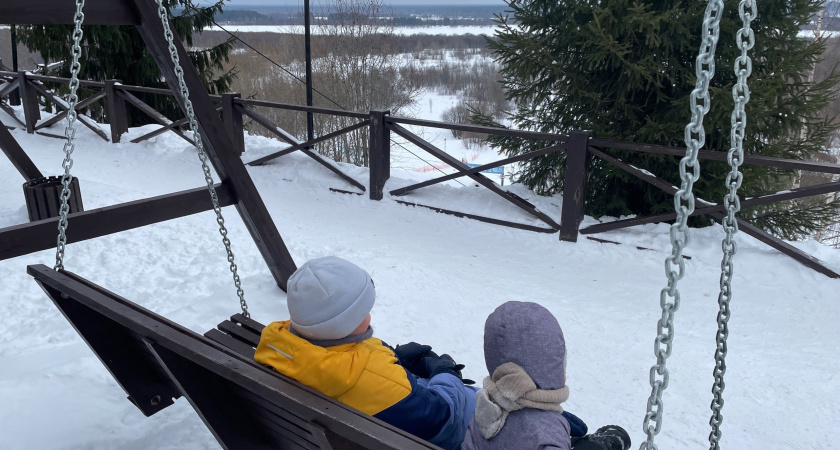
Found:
559,130 -> 592,242
369,109 -> 390,201
105,80 -> 128,143
9,26 -> 21,106
222,93 -> 244,155
18,71 -> 40,133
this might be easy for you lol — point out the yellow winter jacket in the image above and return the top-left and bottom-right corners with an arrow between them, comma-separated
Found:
254,320 -> 412,415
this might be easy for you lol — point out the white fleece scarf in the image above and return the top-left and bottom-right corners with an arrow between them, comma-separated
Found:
474,362 -> 569,440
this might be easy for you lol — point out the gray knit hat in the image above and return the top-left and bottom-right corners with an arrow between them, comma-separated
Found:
287,256 -> 375,340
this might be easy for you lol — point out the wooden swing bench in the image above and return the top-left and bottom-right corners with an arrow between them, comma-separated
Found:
28,264 -> 439,450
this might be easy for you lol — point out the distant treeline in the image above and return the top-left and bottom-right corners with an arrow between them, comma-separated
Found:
214,4 -> 503,26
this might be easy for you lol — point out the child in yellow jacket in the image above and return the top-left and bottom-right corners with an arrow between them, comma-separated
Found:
255,256 -> 477,450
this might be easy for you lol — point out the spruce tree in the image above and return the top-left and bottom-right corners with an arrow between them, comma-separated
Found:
476,0 -> 840,238
16,0 -> 236,126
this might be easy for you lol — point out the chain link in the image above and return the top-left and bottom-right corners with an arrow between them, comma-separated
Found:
155,0 -> 249,317
640,1 -> 724,448
708,1 -> 755,449
54,0 -> 86,271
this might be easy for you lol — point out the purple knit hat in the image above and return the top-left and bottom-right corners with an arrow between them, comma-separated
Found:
483,301 -> 566,389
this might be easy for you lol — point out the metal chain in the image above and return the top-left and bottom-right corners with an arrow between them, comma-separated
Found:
54,0 -> 86,271
709,1 -> 755,448
640,1 -> 724,448
155,0 -> 249,317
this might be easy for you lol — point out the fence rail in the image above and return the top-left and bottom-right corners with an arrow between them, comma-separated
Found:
1,71 -> 839,277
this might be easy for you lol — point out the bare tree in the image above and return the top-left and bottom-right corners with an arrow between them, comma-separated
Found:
310,0 -> 422,166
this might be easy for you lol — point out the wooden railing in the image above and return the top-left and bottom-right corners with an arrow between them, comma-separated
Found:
2,70 -> 840,278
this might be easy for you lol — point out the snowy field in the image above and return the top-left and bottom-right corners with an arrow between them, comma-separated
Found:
1,99 -> 840,450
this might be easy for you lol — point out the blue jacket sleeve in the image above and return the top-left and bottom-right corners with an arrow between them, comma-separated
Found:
374,370 -> 478,450
421,373 -> 479,450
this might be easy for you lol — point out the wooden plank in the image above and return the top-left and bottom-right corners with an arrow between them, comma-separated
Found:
237,390 -> 323,450
133,2 -> 298,289
231,313 -> 267,336
204,329 -> 257,358
389,142 -> 567,197
394,200 -> 557,233
0,79 -> 20,98
26,265 -> 439,449
388,122 -> 562,229
119,90 -> 195,145
222,93 -> 245,155
217,320 -> 261,347
0,121 -> 43,180
145,340 -> 283,449
0,0 -> 139,25
589,138 -> 840,175
35,282 -> 180,417
0,184 -> 236,261
720,216 -> 840,279
34,90 -> 107,130
28,80 -> 110,141
236,98 -> 368,119
241,106 -> 366,192
0,103 -> 26,127
248,120 -> 370,167
581,181 -> 840,235
589,147 -> 840,278
26,74 -> 106,88
130,106 -> 223,144
387,116 -> 568,142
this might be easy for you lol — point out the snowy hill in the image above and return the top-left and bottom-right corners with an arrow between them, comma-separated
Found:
1,109 -> 839,449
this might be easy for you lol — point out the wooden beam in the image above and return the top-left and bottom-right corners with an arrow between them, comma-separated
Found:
394,200 -> 557,233
28,80 -> 109,141
240,106 -> 366,191
0,119 -> 43,180
389,142 -> 567,197
119,90 -> 194,145
724,217 -> 840,279
0,103 -> 26,127
387,116 -> 568,142
0,79 -> 20,98
35,90 -> 108,131
0,0 -> 139,25
133,1 -> 297,289
248,119 -> 370,167
588,147 -> 840,278
388,122 -> 561,229
0,184 -> 236,261
589,139 -> 840,175
581,181 -> 840,235
130,105 -> 223,144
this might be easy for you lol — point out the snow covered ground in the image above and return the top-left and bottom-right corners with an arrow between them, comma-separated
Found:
2,101 -> 840,450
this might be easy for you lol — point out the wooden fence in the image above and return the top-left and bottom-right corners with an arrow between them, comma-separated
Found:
2,70 -> 840,278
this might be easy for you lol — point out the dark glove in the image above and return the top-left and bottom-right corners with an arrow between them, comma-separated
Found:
423,354 -> 475,385
394,342 -> 437,378
562,410 -> 588,437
